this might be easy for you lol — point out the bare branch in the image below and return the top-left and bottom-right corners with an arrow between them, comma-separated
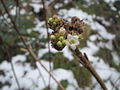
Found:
41,0 -> 52,89
0,0 -> 65,90
4,43 -> 21,90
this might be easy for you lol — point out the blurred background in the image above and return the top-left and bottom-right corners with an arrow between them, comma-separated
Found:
0,0 -> 120,90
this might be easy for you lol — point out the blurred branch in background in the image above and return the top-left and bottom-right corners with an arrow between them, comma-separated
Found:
41,0 -> 52,89
0,0 -> 120,90
5,47 -> 21,90
0,0 -> 65,90
0,37 -> 21,90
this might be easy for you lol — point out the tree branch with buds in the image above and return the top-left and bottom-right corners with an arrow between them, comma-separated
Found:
48,15 -> 108,90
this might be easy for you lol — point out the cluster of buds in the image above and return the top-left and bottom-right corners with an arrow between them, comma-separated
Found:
48,15 -> 84,50
50,27 -> 67,50
48,16 -> 60,25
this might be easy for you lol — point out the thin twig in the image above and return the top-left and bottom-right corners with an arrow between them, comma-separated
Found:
0,0 -> 65,90
37,65 -> 47,87
14,0 -> 19,21
1,1 -> 47,89
28,45 -> 47,87
29,47 -> 65,90
4,45 -> 21,90
111,76 -> 120,90
41,0 -> 52,89
0,22 -> 20,89
73,48 -> 108,90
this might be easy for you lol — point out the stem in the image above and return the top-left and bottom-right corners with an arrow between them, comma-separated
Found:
41,0 -> 52,89
37,64 -> 47,87
10,61 -> 21,90
29,47 -> 65,90
5,46 -> 21,90
74,48 -> 107,90
87,64 -> 107,90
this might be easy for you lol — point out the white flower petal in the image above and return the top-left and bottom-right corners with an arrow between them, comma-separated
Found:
74,40 -> 79,45
67,34 -> 72,39
66,41 -> 71,46
66,34 -> 80,50
74,35 -> 79,39
71,44 -> 77,50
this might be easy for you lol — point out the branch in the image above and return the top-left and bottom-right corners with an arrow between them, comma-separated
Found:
41,0 -> 52,89
73,48 -> 108,90
3,41 -> 21,90
0,0 -> 65,90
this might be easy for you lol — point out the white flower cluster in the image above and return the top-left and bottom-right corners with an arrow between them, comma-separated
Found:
50,27 -> 82,50
66,34 -> 80,50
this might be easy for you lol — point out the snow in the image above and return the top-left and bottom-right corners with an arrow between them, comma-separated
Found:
96,16 -> 111,26
0,56 -> 78,90
1,0 -> 120,90
111,51 -> 120,65
81,41 -> 99,56
12,55 -> 26,63
104,0 -> 116,3
59,8 -> 115,40
90,22 -> 115,40
64,0 -> 72,4
10,7 -> 26,15
63,46 -> 74,60
59,9 -> 94,21
29,3 -> 43,13
36,61 -> 78,90
54,3 -> 63,9
89,35 -> 98,41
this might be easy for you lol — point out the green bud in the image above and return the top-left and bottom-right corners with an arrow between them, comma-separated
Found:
62,40 -> 66,45
59,36 -> 64,41
50,35 -> 56,40
53,21 -> 57,25
78,35 -> 83,39
55,18 -> 60,23
57,41 -> 63,47
48,18 -> 53,22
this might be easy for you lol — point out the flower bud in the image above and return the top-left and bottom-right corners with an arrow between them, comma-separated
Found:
55,18 -> 60,23
48,18 -> 53,23
53,21 -> 57,25
59,36 -> 64,41
52,15 -> 57,19
78,35 -> 83,39
57,41 -> 63,47
59,27 -> 66,35
62,40 -> 66,45
50,35 -> 56,40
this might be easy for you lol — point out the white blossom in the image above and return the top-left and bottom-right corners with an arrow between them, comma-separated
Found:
66,34 -> 80,50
